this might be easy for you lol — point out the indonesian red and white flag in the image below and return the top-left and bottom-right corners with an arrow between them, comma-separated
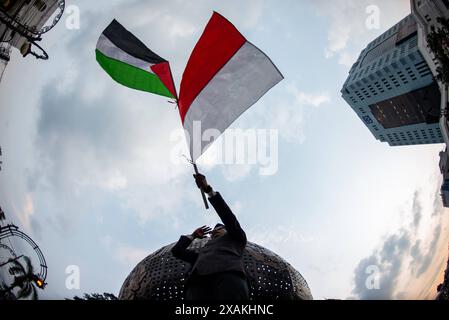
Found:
178,12 -> 283,161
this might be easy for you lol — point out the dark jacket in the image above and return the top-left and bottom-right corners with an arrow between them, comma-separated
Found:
171,192 -> 247,276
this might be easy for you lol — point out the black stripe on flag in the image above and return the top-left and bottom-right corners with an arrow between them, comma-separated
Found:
103,19 -> 166,65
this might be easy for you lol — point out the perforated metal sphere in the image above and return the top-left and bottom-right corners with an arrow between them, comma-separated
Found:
119,239 -> 313,300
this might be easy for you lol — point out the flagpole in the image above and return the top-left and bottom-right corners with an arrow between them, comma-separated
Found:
193,162 -> 209,210
175,99 -> 209,210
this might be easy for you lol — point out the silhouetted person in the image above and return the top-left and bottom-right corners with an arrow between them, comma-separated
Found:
171,173 -> 249,300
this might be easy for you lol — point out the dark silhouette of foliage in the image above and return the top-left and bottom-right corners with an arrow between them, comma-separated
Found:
436,244 -> 449,300
2,256 -> 40,300
427,17 -> 449,84
0,281 -> 16,300
0,206 -> 5,221
71,292 -> 119,300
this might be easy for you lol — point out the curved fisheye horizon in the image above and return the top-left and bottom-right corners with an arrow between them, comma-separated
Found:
1,0 -> 449,304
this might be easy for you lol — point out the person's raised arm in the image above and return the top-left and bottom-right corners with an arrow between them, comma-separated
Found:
193,174 -> 247,246
171,226 -> 211,264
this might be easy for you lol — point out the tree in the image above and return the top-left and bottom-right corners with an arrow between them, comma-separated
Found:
0,281 -> 16,300
2,256 -> 40,300
0,206 -> 5,221
71,292 -> 119,300
427,17 -> 449,85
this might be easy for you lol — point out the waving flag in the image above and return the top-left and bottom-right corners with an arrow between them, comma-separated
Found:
96,19 -> 177,99
178,12 -> 283,161
95,14 -> 282,209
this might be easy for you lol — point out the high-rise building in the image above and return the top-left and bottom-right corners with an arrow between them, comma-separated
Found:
0,0 -> 65,82
341,14 -> 443,146
411,0 -> 449,79
410,0 -> 449,207
411,0 -> 449,146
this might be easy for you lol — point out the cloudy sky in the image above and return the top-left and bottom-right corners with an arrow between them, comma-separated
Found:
1,0 -> 448,300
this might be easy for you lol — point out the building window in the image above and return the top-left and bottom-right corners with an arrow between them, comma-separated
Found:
369,83 -> 441,129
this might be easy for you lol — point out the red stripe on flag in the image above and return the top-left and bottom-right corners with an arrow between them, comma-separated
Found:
151,62 -> 178,99
178,12 -> 246,123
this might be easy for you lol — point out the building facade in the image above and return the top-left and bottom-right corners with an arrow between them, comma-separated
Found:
410,0 -> 449,207
0,0 -> 64,82
411,0 -> 449,80
341,14 -> 443,146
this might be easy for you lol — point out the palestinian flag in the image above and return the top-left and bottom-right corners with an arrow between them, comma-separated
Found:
96,19 -> 177,99
178,12 -> 283,161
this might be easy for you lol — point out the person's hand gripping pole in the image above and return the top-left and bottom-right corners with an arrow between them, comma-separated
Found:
193,164 -> 210,210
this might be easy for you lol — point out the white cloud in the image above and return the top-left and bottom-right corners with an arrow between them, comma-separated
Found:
324,22 -> 352,59
256,83 -> 329,144
101,235 -> 149,267
270,101 -> 305,143
247,224 -> 314,248
338,51 -> 360,67
230,200 -> 243,213
98,170 -> 128,191
221,164 -> 253,182
26,0 -> 269,227
313,0 -> 411,66
168,19 -> 197,39
286,83 -> 330,107
12,193 -> 34,233
116,244 -> 149,267
351,188 -> 446,299
193,81 -> 324,181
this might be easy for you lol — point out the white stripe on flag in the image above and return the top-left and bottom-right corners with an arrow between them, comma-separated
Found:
96,34 -> 155,74
184,41 -> 283,161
